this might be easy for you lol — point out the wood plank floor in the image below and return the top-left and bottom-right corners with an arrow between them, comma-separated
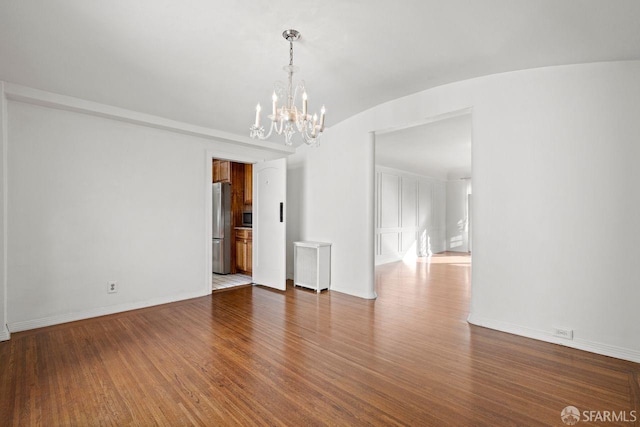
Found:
1,253 -> 638,426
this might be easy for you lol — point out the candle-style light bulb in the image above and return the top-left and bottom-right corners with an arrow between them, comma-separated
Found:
272,92 -> 278,119
319,105 -> 325,130
302,91 -> 308,117
255,103 -> 261,127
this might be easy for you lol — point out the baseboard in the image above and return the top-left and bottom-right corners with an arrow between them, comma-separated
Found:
0,324 -> 9,341
330,285 -> 377,300
467,313 -> 640,364
7,290 -> 209,333
375,253 -> 402,266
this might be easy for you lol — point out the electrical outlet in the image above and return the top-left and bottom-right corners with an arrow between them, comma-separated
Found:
107,281 -> 118,294
553,327 -> 573,340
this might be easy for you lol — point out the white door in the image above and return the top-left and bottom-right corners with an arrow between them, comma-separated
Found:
253,157 -> 287,290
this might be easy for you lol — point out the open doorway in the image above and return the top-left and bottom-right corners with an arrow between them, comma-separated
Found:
205,153 -> 288,293
211,158 -> 254,291
373,112 -> 472,266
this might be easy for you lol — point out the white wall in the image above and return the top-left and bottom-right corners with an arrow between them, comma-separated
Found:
3,86 -> 288,333
0,82 -> 8,340
296,61 -> 640,362
289,128 -> 376,299
375,166 -> 446,264
445,179 -> 471,253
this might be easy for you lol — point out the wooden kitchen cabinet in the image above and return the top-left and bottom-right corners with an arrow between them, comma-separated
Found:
244,164 -> 253,205
247,240 -> 252,273
212,159 -> 231,183
235,228 -> 252,274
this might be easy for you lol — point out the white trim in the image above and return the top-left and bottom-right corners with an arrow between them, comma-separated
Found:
204,150 -> 262,292
205,153 -> 213,293
375,253 -> 404,266
371,111 -> 472,298
2,82 -> 294,155
467,314 -> 640,364
366,132 -> 378,299
330,286 -> 377,300
8,290 -> 209,333
374,107 -> 473,137
375,165 -> 446,184
0,82 -> 8,341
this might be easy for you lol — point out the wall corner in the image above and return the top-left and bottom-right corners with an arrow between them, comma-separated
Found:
1,81 -> 8,341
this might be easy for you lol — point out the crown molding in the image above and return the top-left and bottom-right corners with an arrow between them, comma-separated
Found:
2,82 -> 295,155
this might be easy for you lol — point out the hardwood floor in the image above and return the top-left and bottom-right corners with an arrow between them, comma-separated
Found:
1,253 -> 638,426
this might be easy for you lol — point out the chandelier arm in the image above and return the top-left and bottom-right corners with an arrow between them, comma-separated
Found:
302,132 -> 319,146
273,116 -> 284,135
301,128 -> 312,145
300,121 -> 321,145
262,121 -> 275,139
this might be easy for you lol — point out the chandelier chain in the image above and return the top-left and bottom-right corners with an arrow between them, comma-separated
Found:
289,41 -> 294,67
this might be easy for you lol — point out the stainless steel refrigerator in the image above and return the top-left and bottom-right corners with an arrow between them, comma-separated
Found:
212,182 -> 231,274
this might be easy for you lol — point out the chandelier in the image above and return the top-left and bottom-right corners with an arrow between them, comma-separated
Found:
250,29 -> 326,146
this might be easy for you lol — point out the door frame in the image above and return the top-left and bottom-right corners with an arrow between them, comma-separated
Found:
204,150 -> 266,293
371,107 -> 474,295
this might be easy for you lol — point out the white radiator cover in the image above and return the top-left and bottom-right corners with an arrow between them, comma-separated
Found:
293,241 -> 331,292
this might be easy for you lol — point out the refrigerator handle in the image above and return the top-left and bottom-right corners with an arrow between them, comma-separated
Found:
280,202 -> 284,223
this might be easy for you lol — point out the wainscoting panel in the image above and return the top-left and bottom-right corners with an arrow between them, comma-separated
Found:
375,166 -> 446,265
401,177 -> 417,228
380,172 -> 400,229
380,232 -> 400,256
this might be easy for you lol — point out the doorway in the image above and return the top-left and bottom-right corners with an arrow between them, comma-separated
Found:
210,158 -> 254,291
373,112 -> 472,267
205,152 -> 288,293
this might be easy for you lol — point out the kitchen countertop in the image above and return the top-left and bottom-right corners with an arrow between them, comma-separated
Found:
235,226 -> 252,230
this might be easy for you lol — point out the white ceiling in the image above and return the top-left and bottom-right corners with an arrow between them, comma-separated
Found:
376,114 -> 472,180
1,1 -> 640,138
